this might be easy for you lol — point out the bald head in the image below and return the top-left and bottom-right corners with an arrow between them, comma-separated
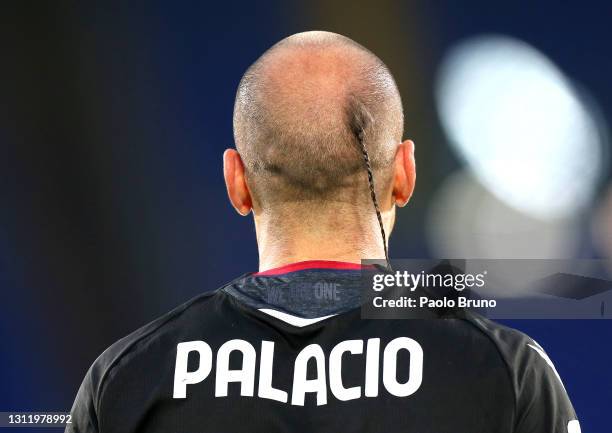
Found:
233,31 -> 404,208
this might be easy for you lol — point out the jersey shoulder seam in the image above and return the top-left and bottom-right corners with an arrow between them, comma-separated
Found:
458,312 -> 519,431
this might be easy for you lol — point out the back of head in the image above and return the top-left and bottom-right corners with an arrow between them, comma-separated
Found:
233,31 -> 403,210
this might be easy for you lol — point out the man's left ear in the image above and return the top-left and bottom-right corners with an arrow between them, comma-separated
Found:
392,139 -> 416,207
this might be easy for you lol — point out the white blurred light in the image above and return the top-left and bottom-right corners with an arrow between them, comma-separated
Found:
436,35 -> 603,219
592,185 -> 612,259
427,170 -> 580,259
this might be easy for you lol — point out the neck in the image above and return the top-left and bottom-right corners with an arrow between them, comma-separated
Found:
254,203 -> 391,272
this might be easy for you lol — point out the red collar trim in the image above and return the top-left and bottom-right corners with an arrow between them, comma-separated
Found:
254,260 -> 369,276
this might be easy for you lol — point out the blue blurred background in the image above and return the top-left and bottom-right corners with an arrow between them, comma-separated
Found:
1,1 -> 611,431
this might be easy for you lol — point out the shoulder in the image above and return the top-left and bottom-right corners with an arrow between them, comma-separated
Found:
458,311 -> 577,432
460,311 -> 537,362
459,311 -> 563,387
68,288 -> 231,433
86,289 -> 225,408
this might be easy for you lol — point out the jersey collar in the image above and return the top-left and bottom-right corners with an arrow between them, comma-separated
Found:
254,260 -> 369,276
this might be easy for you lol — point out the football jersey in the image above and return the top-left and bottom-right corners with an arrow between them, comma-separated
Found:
67,261 -> 579,433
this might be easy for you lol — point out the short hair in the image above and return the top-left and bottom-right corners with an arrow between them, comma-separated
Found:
233,31 -> 403,207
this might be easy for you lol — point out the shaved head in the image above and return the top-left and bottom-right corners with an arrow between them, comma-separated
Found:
233,31 -> 404,209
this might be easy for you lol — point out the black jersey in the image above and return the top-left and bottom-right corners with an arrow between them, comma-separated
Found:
68,262 -> 579,433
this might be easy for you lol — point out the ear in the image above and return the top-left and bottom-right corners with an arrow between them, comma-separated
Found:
392,140 -> 416,207
223,149 -> 253,216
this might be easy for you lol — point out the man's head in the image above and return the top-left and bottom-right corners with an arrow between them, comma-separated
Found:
224,31 -> 415,247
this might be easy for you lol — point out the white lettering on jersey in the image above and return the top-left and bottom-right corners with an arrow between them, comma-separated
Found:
215,339 -> 256,397
292,344 -> 327,406
173,341 -> 213,398
383,337 -> 424,397
364,338 -> 381,397
258,341 -> 288,403
172,337 -> 424,404
329,340 -> 363,401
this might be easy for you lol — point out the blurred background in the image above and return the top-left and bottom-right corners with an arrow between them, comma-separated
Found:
1,1 -> 611,431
